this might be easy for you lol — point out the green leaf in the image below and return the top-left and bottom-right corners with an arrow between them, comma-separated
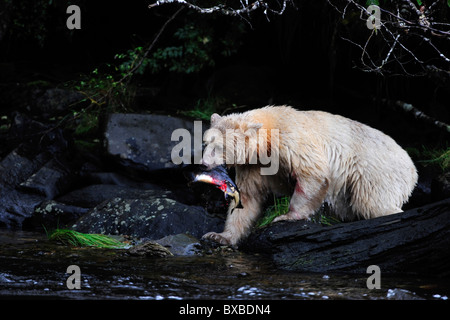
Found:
448,0 -> 450,7
366,0 -> 379,6
416,0 -> 422,6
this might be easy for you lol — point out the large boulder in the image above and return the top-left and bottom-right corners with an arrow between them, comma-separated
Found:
55,184 -> 168,208
104,113 -> 205,171
72,196 -> 224,240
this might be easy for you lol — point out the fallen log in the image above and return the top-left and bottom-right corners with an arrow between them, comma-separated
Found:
241,198 -> 450,277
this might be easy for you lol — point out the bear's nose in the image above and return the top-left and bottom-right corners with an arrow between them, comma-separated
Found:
198,163 -> 210,171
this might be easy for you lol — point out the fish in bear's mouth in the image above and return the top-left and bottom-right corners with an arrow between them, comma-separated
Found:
189,165 -> 242,211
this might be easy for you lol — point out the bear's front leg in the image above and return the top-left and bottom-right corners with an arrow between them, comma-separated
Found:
273,176 -> 329,222
202,194 -> 262,246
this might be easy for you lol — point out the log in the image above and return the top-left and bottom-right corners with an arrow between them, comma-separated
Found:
241,198 -> 450,277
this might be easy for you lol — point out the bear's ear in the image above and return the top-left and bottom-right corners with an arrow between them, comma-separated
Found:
210,113 -> 222,125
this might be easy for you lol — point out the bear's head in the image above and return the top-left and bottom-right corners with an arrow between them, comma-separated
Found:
201,113 -> 265,170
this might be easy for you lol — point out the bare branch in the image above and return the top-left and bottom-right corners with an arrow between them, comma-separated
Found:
383,99 -> 450,134
149,0 -> 292,17
328,0 -> 450,76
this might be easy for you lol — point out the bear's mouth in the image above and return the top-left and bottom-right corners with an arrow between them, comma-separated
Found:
189,165 -> 243,210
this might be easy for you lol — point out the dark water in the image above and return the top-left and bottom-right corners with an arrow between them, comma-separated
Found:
0,230 -> 449,300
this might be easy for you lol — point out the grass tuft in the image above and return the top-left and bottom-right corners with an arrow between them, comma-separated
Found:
258,196 -> 290,227
47,229 -> 129,249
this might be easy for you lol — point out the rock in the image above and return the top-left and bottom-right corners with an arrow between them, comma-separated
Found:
32,88 -> 85,116
0,116 -> 76,228
155,233 -> 201,256
127,241 -> 173,257
103,113 -> 204,171
19,158 -> 74,199
24,200 -> 89,230
80,171 -> 164,190
241,198 -> 450,277
72,197 -> 224,240
386,288 -> 424,300
0,148 -> 49,189
0,186 -> 44,228
0,148 -> 49,228
56,184 -> 171,208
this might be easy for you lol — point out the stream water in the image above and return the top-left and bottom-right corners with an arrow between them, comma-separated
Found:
0,230 -> 449,300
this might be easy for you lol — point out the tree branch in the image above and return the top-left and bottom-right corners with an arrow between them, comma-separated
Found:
328,0 -> 450,76
149,0 -> 292,17
382,99 -> 450,134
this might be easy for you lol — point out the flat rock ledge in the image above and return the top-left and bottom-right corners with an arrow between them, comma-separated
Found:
241,198 -> 450,277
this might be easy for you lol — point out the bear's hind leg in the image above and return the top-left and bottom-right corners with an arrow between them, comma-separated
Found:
274,177 -> 329,222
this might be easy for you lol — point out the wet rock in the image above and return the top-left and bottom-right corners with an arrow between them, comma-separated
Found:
127,241 -> 173,257
155,233 -> 201,256
104,113 -> 204,171
72,197 -> 224,240
386,288 -> 424,300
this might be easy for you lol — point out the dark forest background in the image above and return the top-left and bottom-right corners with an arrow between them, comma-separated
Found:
1,0 -> 449,154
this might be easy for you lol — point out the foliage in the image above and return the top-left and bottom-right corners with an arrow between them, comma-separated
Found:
3,0 -> 52,47
411,146 -> 450,172
47,228 -> 129,249
2,0 -> 83,47
116,16 -> 247,75
310,207 -> 342,226
72,66 -> 135,111
115,46 -> 149,76
180,95 -> 233,120
63,64 -> 136,144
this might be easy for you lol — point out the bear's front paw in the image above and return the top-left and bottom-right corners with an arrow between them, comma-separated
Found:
202,232 -> 232,246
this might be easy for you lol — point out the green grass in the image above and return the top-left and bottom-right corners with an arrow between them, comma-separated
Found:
181,96 -> 220,121
420,147 -> 450,172
257,196 -> 342,227
258,196 -> 290,227
47,229 -> 129,249
310,210 -> 342,226
406,145 -> 450,172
